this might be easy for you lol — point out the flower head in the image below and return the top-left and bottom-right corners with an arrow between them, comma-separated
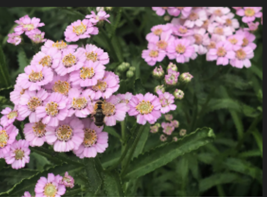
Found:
41,40 -> 78,54
244,22 -> 260,32
160,134 -> 167,142
31,47 -> 61,68
164,114 -> 173,121
60,172 -> 75,188
7,32 -> 22,45
157,90 -> 177,114
236,7 -> 262,23
154,85 -> 165,93
183,8 -> 207,28
174,89 -> 184,100
146,24 -> 172,43
86,11 -> 110,24
179,129 -> 187,136
0,124 -> 18,158
14,15 -> 44,35
10,84 -> 27,105
171,120 -> 179,128
165,69 -> 180,85
230,47 -> 254,68
150,123 -> 160,133
180,72 -> 193,82
27,29 -> 47,44
84,44 -> 109,65
0,107 -> 24,127
142,45 -> 166,66
161,122 -> 175,135
152,65 -> 165,78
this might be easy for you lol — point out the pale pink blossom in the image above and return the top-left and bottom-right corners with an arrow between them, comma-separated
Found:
14,15 -> 44,35
41,40 -> 78,54
236,7 -> 262,23
157,90 -> 176,114
85,10 -> 110,24
146,24 -> 172,43
0,107 -> 24,127
183,8 -> 207,28
0,124 -> 18,158
7,32 -> 22,45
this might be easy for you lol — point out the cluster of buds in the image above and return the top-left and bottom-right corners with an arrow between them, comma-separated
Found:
117,62 -> 135,78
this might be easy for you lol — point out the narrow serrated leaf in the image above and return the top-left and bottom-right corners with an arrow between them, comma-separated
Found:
102,171 -> 124,196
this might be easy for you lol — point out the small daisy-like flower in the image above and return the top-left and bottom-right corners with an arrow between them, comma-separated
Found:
10,84 -> 27,105
152,7 -> 172,16
5,139 -> 30,169
188,28 -> 210,55
142,45 -> 166,66
86,10 -> 110,24
41,40 -> 78,54
164,69 -> 180,85
45,116 -> 84,152
208,23 -> 233,41
14,15 -> 44,35
69,61 -> 105,87
157,90 -> 177,114
207,41 -> 235,66
84,44 -> 109,65
230,46 -> 254,68
174,89 -> 184,100
236,7 -> 262,23
244,22 -> 260,32
7,32 -> 22,45
0,107 -> 24,127
128,93 -> 162,125
35,173 -> 66,197
161,122 -> 175,135
152,65 -> 165,78
60,172 -> 75,188
171,120 -> 179,128
0,124 -> 18,158
55,48 -> 86,76
27,29 -> 47,44
31,47 -> 61,68
73,119 -> 108,158
36,92 -> 69,127
150,123 -> 160,133
16,64 -> 54,91
90,71 -> 120,99
207,7 -> 231,23
173,25 -> 194,37
117,92 -> 133,108
146,24 -> 172,43
179,129 -> 187,136
164,114 -> 173,121
221,13 -> 240,32
18,89 -> 49,123
167,62 -> 178,71
22,191 -> 32,197
167,38 -> 195,63
160,134 -> 167,142
235,29 -> 256,50
43,74 -> 71,96
227,34 -> 243,51
183,8 -> 207,28
148,32 -> 175,52
67,88 -> 91,118
64,19 -> 98,42
24,121 -> 53,147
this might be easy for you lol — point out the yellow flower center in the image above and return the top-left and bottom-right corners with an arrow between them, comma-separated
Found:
56,125 -> 73,141
32,121 -> 47,137
214,27 -> 224,35
136,100 -> 154,114
52,41 -> 67,50
194,34 -> 203,45
62,53 -> 77,67
153,28 -> 162,36
83,128 -> 97,147
214,9 -> 222,16
27,97 -> 42,112
235,49 -> 247,60
225,19 -> 232,26
189,12 -> 198,20
149,50 -> 159,58
244,8 -> 255,17
14,149 -> 24,160
80,67 -> 95,79
0,130 -> 9,148
202,20 -> 209,29
73,22 -> 87,35
242,38 -> 249,47
175,44 -> 186,54
20,89 -> 26,95
178,26 -> 188,34
208,41 -> 216,49
216,47 -> 226,57
102,102 -> 116,116
156,41 -> 167,50
53,80 -> 70,96
7,111 -> 18,119
39,56 -> 52,67
23,24 -> 34,31
86,51 -> 98,62
72,97 -> 88,110
44,183 -> 57,197
229,38 -> 238,44
91,80 -> 107,92
45,102 -> 59,117
29,71 -> 44,82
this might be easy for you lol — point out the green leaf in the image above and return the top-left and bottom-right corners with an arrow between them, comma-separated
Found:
102,171 -> 124,196
239,150 -> 262,158
204,98 -> 241,114
30,152 -> 51,171
12,48 -> 29,79
104,126 -> 121,140
101,150 -> 120,169
250,63 -> 262,80
0,45 -> 11,87
84,158 -> 102,194
123,127 -> 215,181
197,153 -> 215,164
132,123 -> 149,158
134,78 -> 146,94
251,129 -> 263,156
230,110 -> 244,140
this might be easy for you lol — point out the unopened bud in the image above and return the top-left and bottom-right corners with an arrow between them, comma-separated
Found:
160,134 -> 167,142
129,66 -> 136,72
154,85 -> 165,93
164,114 -> 173,121
117,62 -> 130,72
179,129 -> 187,136
171,120 -> 179,128
165,69 -> 180,86
105,7 -> 113,11
167,62 -> 178,72
126,70 -> 134,78
174,89 -> 184,100
180,72 -> 193,83
152,65 -> 164,78
150,124 -> 160,133
172,136 -> 178,142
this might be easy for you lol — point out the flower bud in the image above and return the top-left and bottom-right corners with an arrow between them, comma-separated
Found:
105,7 -> 113,11
171,120 -> 179,128
172,136 -> 178,142
167,62 -> 178,72
174,89 -> 184,100
60,172 -> 74,188
180,72 -> 193,83
165,69 -> 180,86
126,70 -> 134,78
129,66 -> 136,72
164,15 -> 171,21
117,62 -> 129,72
160,134 -> 167,142
96,7 -> 104,11
164,114 -> 173,121
179,129 -> 187,136
154,85 -> 165,93
115,71 -> 121,77
150,124 -> 160,133
152,65 -> 164,78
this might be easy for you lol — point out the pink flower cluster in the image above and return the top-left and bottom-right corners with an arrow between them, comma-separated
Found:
143,7 -> 261,69
7,15 -> 46,45
22,172 -> 74,197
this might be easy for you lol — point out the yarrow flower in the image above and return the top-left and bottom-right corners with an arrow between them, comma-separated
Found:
161,122 -> 175,135
179,129 -> 187,136
86,11 -> 110,24
60,172 -> 75,188
236,7 -> 262,23
157,90 -> 177,114
0,107 -> 24,127
180,72 -> 193,82
164,114 -> 173,121
83,44 -> 110,65
31,47 -> 61,68
14,15 -> 44,35
150,123 -> 160,133
27,29 -> 47,44
174,89 -> 184,100
165,69 -> 180,85
160,134 -> 167,142
152,65 -> 165,78
0,124 -> 18,158
7,33 -> 22,45
142,45 -> 166,66
171,120 -> 179,128
41,40 -> 78,54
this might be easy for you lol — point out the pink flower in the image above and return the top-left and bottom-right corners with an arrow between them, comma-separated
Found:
0,107 -> 24,127
117,92 -> 133,108
236,7 -> 262,23
230,46 -> 254,68
73,118 -> 108,158
0,124 -> 18,158
233,7 -> 242,10
54,48 -> 86,76
90,71 -> 120,99
183,8 -> 207,28
150,124 -> 159,133
86,10 -> 110,24
244,22 -> 260,32
31,47 -> 61,68
164,114 -> 173,121
171,120 -> 179,128
24,121 -> 53,147
128,93 -> 162,125
161,122 -> 175,135
5,139 -> 30,169
7,32 -> 22,45
35,92 -> 69,127
167,38 -> 195,63
41,40 -> 78,54
10,84 -> 27,105
69,61 -> 105,87
142,45 -> 166,66
227,34 -> 244,50
27,29 -> 47,43
235,29 -> 257,50
221,13 -> 240,32
45,116 -> 84,152
166,7 -> 182,16
152,7 -> 171,16
64,19 -> 98,42
148,32 -> 175,52
160,134 -> 167,142
83,44 -> 109,65
146,24 -> 172,43
207,41 -> 235,66
43,74 -> 71,96
18,89 -> 49,123
164,69 -> 180,85
208,23 -> 233,41
14,15 -> 44,35
60,172 -> 75,188
22,191 -> 32,197
207,7 -> 231,23
172,25 -> 194,37
157,90 -> 176,114
16,64 -> 54,91
188,28 -> 210,55
35,173 -> 66,197
67,88 -> 91,118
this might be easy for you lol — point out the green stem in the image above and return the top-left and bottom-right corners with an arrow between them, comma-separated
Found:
189,94 -> 198,132
121,120 -> 126,154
